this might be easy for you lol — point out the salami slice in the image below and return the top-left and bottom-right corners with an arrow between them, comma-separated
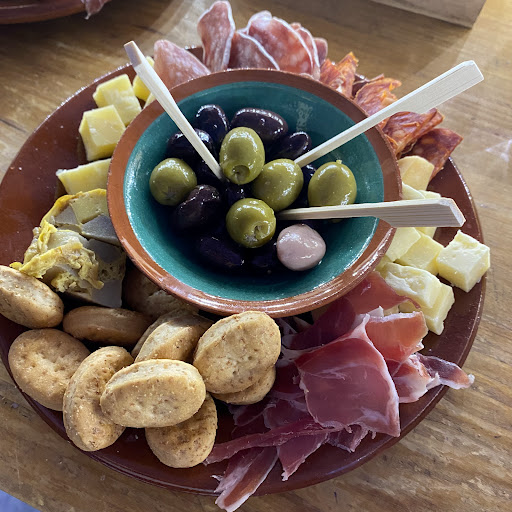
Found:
383,109 -> 442,155
406,128 -> 463,178
247,15 -> 314,74
292,24 -> 321,79
320,52 -> 359,97
351,73 -> 384,97
228,31 -> 279,70
355,77 -> 402,116
314,37 -> 328,65
197,1 -> 236,72
154,40 -> 210,91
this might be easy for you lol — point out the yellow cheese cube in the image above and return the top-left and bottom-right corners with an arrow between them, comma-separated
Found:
69,189 -> 109,224
79,106 -> 125,161
420,190 -> 441,200
416,190 -> 441,237
56,159 -> 110,194
376,254 -> 392,273
385,227 -> 421,262
436,231 -> 490,292
397,232 -> 444,274
401,183 -> 424,201
400,282 -> 455,335
397,156 -> 434,191
144,92 -> 156,108
380,262 -> 443,309
93,74 -> 142,125
132,56 -> 154,102
417,225 -> 437,238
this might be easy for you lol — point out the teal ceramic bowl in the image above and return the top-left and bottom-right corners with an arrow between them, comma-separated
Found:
109,69 -> 400,317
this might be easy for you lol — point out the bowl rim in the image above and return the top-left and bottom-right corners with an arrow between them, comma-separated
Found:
108,68 -> 401,317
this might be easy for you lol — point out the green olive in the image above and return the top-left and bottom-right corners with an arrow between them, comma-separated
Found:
226,198 -> 276,248
149,158 -> 197,206
219,127 -> 265,185
251,159 -> 304,212
308,160 -> 357,207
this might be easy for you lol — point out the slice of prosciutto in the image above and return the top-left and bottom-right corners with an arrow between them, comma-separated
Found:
247,15 -> 314,74
215,447 -> 278,512
327,424 -> 368,452
198,1 -> 236,72
296,317 -> 401,437
228,31 -> 279,70
82,0 -> 110,18
154,40 -> 210,91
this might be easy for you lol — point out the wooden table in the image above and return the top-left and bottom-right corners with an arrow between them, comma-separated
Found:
0,1 -> 510,511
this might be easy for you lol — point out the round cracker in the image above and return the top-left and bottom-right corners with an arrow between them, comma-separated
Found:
146,393 -> 217,468
0,265 -> 63,328
193,311 -> 281,394
100,359 -> 206,428
63,346 -> 134,451
63,306 -> 151,346
213,365 -> 276,405
133,312 -> 212,361
8,329 -> 90,410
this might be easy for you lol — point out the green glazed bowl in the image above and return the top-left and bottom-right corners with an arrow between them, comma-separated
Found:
109,69 -> 400,317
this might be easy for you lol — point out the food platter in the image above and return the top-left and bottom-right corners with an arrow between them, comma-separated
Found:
1,0 -> 96,24
0,65 -> 485,495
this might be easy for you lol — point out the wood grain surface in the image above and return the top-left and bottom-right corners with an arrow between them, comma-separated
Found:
0,1 -> 511,511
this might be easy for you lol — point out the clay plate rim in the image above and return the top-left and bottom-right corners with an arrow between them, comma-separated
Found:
0,64 -> 485,496
108,68 -> 400,318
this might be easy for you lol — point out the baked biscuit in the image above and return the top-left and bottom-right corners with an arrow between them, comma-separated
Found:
133,312 -> 212,361
122,266 -> 197,321
0,265 -> 64,328
146,393 -> 217,468
8,329 -> 90,410
193,311 -> 281,394
63,306 -> 151,346
213,365 -> 276,405
100,359 -> 206,428
63,346 -> 134,451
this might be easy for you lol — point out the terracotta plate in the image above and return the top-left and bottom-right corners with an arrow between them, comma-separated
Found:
0,67 -> 485,495
0,0 -> 104,24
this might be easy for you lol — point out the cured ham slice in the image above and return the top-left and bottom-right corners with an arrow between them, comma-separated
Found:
206,417 -> 339,464
154,40 -> 210,91
198,1 -> 236,72
320,53 -> 359,97
82,0 -> 110,18
383,109 -> 443,155
215,447 -> 278,512
314,37 -> 328,65
355,77 -> 402,117
228,31 -> 279,70
407,128 -> 463,178
247,15 -> 314,74
327,424 -> 368,452
296,318 -> 401,437
417,353 -> 475,389
291,23 -> 321,79
365,312 -> 427,363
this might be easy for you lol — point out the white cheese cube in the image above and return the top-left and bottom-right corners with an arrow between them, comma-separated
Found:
436,231 -> 490,292
385,227 -> 421,262
93,74 -> 142,125
420,190 -> 441,200
56,159 -> 110,194
398,156 -> 434,190
417,225 -> 437,238
376,254 -> 392,273
380,262 -> 443,309
401,183 -> 424,201
400,282 -> 455,335
397,232 -> 444,274
79,106 -> 125,161
133,56 -> 154,102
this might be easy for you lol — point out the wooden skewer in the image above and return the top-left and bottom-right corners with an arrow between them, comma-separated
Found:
295,61 -> 483,167
124,41 -> 224,181
277,198 -> 465,228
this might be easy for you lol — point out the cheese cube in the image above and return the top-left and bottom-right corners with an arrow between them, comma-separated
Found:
93,74 -> 142,125
420,190 -> 441,200
144,92 -> 156,108
397,156 -> 434,190
69,189 -> 109,224
376,254 -> 392,273
397,232 -> 443,274
402,183 -> 424,201
400,282 -> 455,335
385,227 -> 421,262
79,106 -> 125,161
416,190 -> 441,237
380,262 -> 443,309
417,225 -> 437,238
132,56 -> 154,102
56,159 -> 110,194
436,231 -> 490,292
